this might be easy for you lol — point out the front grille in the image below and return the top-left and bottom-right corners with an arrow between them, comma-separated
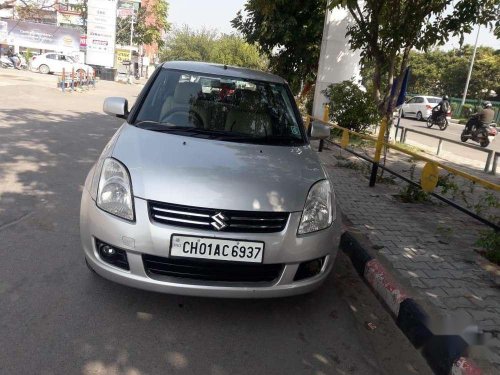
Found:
143,254 -> 283,283
148,201 -> 289,233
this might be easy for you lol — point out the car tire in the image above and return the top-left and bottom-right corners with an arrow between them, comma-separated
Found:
38,64 -> 50,74
416,111 -> 423,121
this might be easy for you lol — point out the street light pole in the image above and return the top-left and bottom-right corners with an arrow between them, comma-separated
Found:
129,10 -> 135,60
460,25 -> 480,108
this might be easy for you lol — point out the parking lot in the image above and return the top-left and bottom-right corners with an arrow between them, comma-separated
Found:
0,69 -> 432,374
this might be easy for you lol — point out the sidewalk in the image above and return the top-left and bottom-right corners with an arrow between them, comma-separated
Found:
318,145 -> 500,373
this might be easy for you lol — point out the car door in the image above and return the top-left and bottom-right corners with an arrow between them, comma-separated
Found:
44,54 -> 59,72
403,98 -> 417,117
413,97 -> 425,118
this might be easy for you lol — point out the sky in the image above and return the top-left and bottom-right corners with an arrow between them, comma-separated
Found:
167,0 -> 499,50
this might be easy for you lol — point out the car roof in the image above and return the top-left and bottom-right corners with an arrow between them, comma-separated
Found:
161,61 -> 286,84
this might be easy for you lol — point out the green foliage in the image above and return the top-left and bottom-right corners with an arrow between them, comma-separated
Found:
476,230 -> 500,265
117,0 -> 170,48
232,0 -> 327,93
460,104 -> 475,118
398,164 -> 430,203
159,26 -> 266,70
322,80 -> 381,132
330,0 -> 500,116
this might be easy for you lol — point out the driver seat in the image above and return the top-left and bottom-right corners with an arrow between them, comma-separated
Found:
161,82 -> 206,125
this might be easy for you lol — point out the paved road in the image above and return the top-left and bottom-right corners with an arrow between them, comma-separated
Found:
397,118 -> 498,172
0,70 -> 431,375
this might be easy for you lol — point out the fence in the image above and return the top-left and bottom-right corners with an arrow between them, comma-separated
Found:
398,126 -> 497,174
57,68 -> 96,93
448,97 -> 500,123
306,108 -> 500,231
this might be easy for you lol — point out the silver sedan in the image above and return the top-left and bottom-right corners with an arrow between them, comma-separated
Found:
80,61 -> 342,298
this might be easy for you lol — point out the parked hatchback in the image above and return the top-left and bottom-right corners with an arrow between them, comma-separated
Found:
31,52 -> 94,76
401,95 -> 451,121
80,61 -> 341,298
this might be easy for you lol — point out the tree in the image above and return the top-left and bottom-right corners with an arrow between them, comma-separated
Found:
160,26 -> 267,70
116,0 -> 170,48
329,0 -> 500,117
323,80 -> 381,132
231,0 -> 327,93
0,0 -> 16,10
360,46 -> 500,100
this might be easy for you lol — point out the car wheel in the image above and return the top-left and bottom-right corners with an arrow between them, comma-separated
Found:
416,111 -> 423,121
38,64 -> 50,74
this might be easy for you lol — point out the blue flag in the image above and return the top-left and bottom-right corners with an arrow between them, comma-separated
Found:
396,67 -> 411,107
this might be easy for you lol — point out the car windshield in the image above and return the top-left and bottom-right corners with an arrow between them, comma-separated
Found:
133,68 -> 306,145
427,98 -> 440,103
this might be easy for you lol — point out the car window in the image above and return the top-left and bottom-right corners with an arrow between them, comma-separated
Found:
414,97 -> 424,103
46,54 -> 56,60
406,98 -> 415,104
427,98 -> 440,104
134,68 -> 305,146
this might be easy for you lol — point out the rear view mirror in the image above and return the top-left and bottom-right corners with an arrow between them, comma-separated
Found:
104,97 -> 129,119
310,121 -> 331,140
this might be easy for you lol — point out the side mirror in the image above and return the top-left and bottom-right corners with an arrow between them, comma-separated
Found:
103,97 -> 129,119
310,121 -> 331,140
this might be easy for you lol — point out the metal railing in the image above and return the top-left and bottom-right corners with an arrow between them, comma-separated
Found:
306,110 -> 500,230
398,126 -> 497,174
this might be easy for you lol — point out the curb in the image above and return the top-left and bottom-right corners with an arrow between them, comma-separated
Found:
340,231 -> 482,375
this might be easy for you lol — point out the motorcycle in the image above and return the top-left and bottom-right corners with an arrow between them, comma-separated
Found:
460,117 -> 497,148
0,54 -> 28,70
426,108 -> 449,130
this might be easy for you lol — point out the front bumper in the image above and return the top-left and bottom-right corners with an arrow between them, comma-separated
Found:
80,189 -> 342,298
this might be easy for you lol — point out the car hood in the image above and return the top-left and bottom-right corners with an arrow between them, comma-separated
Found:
111,124 -> 326,212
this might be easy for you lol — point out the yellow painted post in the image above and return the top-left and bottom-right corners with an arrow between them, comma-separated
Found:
319,104 -> 330,152
369,116 -> 388,186
341,129 -> 350,148
322,104 -> 330,122
305,115 -> 311,133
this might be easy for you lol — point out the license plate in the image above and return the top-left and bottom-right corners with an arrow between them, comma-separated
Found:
170,235 -> 264,263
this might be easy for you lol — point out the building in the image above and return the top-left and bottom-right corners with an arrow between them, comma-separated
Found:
0,1 -> 82,57
55,0 -> 84,30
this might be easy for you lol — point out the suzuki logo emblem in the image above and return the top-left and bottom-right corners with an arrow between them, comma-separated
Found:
210,212 -> 228,230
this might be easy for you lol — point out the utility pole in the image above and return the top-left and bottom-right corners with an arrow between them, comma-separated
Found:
460,26 -> 480,108
129,9 -> 134,60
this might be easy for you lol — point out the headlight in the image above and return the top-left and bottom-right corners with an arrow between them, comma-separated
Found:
298,180 -> 335,235
97,158 -> 135,221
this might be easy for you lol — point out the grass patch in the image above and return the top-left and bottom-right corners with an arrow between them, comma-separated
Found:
395,142 -> 426,154
476,230 -> 500,265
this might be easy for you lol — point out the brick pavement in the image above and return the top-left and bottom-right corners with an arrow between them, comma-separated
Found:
318,146 -> 500,371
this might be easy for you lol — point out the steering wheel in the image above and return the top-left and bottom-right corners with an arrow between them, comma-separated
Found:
161,107 -> 204,128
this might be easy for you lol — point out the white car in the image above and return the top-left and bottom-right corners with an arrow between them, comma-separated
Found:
401,95 -> 450,121
31,53 -> 94,76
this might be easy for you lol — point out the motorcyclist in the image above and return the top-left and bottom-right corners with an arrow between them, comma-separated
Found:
6,46 -> 20,69
432,95 -> 450,121
465,101 -> 495,133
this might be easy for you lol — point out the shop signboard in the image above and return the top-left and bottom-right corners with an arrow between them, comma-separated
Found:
86,0 -> 118,67
0,20 -> 80,53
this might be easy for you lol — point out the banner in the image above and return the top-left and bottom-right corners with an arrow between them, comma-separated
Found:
86,0 -> 118,67
0,20 -> 80,53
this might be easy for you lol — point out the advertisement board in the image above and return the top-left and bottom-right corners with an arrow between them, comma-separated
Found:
86,0 -> 118,67
0,20 -> 80,53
